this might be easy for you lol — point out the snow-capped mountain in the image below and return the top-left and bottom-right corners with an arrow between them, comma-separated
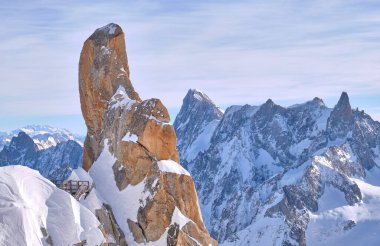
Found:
0,165 -> 105,245
174,89 -> 223,165
174,89 -> 380,245
0,131 -> 82,180
0,125 -> 84,151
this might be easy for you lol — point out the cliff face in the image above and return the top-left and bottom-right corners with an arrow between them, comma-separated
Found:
79,23 -> 216,245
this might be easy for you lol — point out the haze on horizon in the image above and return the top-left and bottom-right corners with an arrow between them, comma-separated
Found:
0,0 -> 380,134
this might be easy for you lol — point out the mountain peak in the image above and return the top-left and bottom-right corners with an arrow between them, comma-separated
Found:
174,89 -> 223,163
88,23 -> 123,44
265,98 -> 274,106
186,89 -> 214,104
180,89 -> 223,119
337,91 -> 350,109
312,97 -> 325,106
327,92 -> 354,140
9,131 -> 36,150
333,91 -> 352,119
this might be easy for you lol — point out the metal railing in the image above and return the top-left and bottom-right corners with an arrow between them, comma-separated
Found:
52,180 -> 90,199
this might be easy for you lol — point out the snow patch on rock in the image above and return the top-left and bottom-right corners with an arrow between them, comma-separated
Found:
109,86 -> 136,110
89,140 -> 157,243
157,160 -> 190,176
122,132 -> 138,143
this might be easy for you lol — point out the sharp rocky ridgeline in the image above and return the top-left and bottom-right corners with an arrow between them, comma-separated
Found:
174,89 -> 380,246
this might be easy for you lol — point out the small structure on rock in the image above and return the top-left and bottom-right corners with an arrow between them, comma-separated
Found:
52,180 -> 91,200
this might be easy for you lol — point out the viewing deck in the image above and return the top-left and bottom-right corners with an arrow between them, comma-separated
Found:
52,180 -> 91,200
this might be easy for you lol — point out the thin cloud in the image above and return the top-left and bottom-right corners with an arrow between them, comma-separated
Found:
0,0 -> 379,125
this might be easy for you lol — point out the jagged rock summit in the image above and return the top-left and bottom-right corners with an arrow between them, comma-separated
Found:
327,91 -> 354,141
174,89 -> 223,164
174,89 -> 380,246
79,23 -> 216,245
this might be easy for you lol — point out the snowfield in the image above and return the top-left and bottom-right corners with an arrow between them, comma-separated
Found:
306,170 -> 380,246
0,165 -> 104,246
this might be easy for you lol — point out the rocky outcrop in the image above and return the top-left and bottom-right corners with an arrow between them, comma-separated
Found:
79,23 -> 216,245
327,92 -> 354,141
95,204 -> 127,246
79,23 -> 140,171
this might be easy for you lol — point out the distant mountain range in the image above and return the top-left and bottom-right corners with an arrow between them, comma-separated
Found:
174,89 -> 380,246
0,125 -> 84,151
0,125 -> 84,180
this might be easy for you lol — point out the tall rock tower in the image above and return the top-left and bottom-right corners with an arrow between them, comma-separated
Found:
79,23 -> 217,245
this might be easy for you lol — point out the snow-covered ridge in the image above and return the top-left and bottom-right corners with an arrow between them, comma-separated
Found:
0,165 -> 104,245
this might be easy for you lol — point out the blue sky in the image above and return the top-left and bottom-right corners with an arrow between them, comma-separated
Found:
1,0 -> 380,135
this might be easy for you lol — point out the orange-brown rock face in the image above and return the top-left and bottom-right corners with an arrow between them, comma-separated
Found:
79,23 -> 141,171
79,23 -> 217,245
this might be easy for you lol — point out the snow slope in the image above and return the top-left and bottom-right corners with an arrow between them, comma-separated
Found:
307,173 -> 380,246
0,165 -> 104,245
